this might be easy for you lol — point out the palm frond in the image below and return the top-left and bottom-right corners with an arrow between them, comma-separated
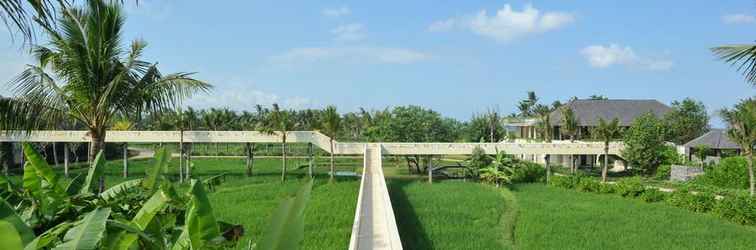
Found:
711,44 -> 756,86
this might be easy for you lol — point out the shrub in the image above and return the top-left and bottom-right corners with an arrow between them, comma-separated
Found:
639,188 -> 667,203
597,183 -> 616,194
576,178 -> 601,192
713,193 -> 756,225
692,157 -> 749,190
668,189 -> 716,213
512,162 -> 546,183
655,164 -> 671,180
615,177 -> 645,197
549,174 -> 582,189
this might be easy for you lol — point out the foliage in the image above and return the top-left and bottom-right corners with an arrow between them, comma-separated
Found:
667,188 -> 716,213
663,98 -> 710,144
639,188 -> 667,203
560,107 -> 579,141
466,111 -> 504,142
533,104 -> 553,141
712,192 -> 756,225
622,113 -> 668,175
615,177 -> 646,197
511,162 -> 546,183
575,177 -> 600,192
719,98 -> 756,196
711,44 -> 756,86
692,157 -> 749,189
517,91 -> 539,117
655,164 -> 671,180
548,174 -> 582,189
255,179 -> 313,250
467,146 -> 491,176
2,145 -> 244,249
593,117 -> 621,182
0,0 -> 210,160
479,151 -> 516,186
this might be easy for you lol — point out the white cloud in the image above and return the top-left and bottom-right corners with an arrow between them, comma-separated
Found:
331,23 -> 367,42
322,6 -> 351,17
580,44 -> 673,71
269,47 -> 432,65
187,82 -> 315,111
428,4 -> 574,42
722,14 -> 756,24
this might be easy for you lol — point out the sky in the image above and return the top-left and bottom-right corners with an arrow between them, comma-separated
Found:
1,0 -> 755,127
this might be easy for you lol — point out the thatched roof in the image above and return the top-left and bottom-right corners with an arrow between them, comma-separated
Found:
683,129 -> 740,150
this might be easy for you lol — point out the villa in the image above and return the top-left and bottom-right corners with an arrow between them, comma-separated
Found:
505,99 -> 673,168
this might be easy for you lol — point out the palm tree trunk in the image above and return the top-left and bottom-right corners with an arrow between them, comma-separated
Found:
89,128 -> 106,193
281,135 -> 287,182
329,139 -> 335,182
747,149 -> 754,196
52,143 -> 58,167
602,143 -> 609,183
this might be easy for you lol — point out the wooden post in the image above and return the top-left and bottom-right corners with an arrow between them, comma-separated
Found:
64,143 -> 69,178
308,143 -> 313,178
123,143 -> 128,178
428,156 -> 433,184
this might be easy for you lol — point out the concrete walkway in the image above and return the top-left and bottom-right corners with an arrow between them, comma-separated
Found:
349,144 -> 403,250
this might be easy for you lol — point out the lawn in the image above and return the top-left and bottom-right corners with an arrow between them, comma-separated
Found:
9,156 -> 362,249
388,179 -> 516,250
513,183 -> 756,249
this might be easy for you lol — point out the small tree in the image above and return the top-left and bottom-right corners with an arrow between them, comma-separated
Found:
468,146 -> 491,177
533,104 -> 552,142
622,113 -> 667,176
720,98 -> 756,196
593,118 -> 621,182
664,98 -> 710,144
693,144 -> 711,167
260,104 -> 297,182
320,105 -> 341,181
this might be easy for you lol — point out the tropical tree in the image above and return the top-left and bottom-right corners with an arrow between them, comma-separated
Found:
720,98 -> 756,196
712,45 -> 756,87
479,150 -> 516,187
533,104 -> 552,142
560,107 -> 579,141
260,103 -> 297,182
320,105 -> 341,181
593,118 -> 621,182
664,98 -> 710,144
622,113 -> 668,176
517,91 -> 539,117
0,0 -> 210,163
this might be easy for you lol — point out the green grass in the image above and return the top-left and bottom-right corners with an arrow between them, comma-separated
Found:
10,157 -> 361,249
513,183 -> 756,249
388,179 -> 515,250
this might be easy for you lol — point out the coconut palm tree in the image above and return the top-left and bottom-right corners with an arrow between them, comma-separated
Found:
720,98 -> 756,196
561,107 -> 580,173
593,118 -> 621,183
260,103 -> 297,182
712,45 -> 756,87
533,104 -> 552,142
0,0 -> 210,163
320,105 -> 341,181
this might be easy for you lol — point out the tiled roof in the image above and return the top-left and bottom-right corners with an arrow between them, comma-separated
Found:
551,99 -> 672,126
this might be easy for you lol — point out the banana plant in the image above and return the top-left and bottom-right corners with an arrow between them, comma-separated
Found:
253,179 -> 313,250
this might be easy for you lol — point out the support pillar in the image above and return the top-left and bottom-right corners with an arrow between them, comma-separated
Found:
545,154 -> 551,183
308,143 -> 314,178
428,156 -> 433,184
123,143 -> 128,178
64,143 -> 69,178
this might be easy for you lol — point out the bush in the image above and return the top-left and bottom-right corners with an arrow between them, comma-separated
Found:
597,183 -> 616,194
668,189 -> 716,213
713,193 -> 756,225
655,164 -> 671,180
512,162 -> 546,183
692,157 -> 749,190
549,174 -> 582,189
639,188 -> 667,203
576,178 -> 601,192
616,177 -> 646,197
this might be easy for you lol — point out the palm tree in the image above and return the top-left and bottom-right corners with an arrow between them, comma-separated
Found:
593,118 -> 621,183
712,45 -> 756,87
561,107 -> 580,173
320,105 -> 341,181
533,104 -> 552,142
0,0 -> 210,163
260,103 -> 297,182
480,150 -> 516,187
720,98 -> 756,196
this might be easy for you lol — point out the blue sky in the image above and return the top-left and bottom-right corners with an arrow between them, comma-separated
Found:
1,1 -> 754,127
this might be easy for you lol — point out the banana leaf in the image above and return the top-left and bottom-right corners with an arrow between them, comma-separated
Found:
143,149 -> 170,192
24,222 -> 73,250
185,179 -> 221,249
80,151 -> 106,195
100,180 -> 142,202
0,220 -> 24,250
65,174 -> 84,197
22,143 -> 66,196
256,179 -> 313,250
0,197 -> 35,245
107,190 -> 171,249
103,219 -> 160,250
52,208 -> 111,250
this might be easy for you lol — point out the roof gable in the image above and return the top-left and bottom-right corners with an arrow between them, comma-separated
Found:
683,129 -> 740,149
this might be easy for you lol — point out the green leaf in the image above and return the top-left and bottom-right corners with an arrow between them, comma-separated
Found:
103,219 -> 159,250
100,180 -> 142,202
22,143 -> 65,196
65,174 -> 84,196
24,222 -> 73,250
256,179 -> 313,250
0,199 -> 35,245
184,179 -> 221,250
53,208 -> 111,250
109,190 -> 171,249
22,163 -> 42,199
80,151 -> 106,194
0,220 -> 24,250
142,148 -> 170,192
